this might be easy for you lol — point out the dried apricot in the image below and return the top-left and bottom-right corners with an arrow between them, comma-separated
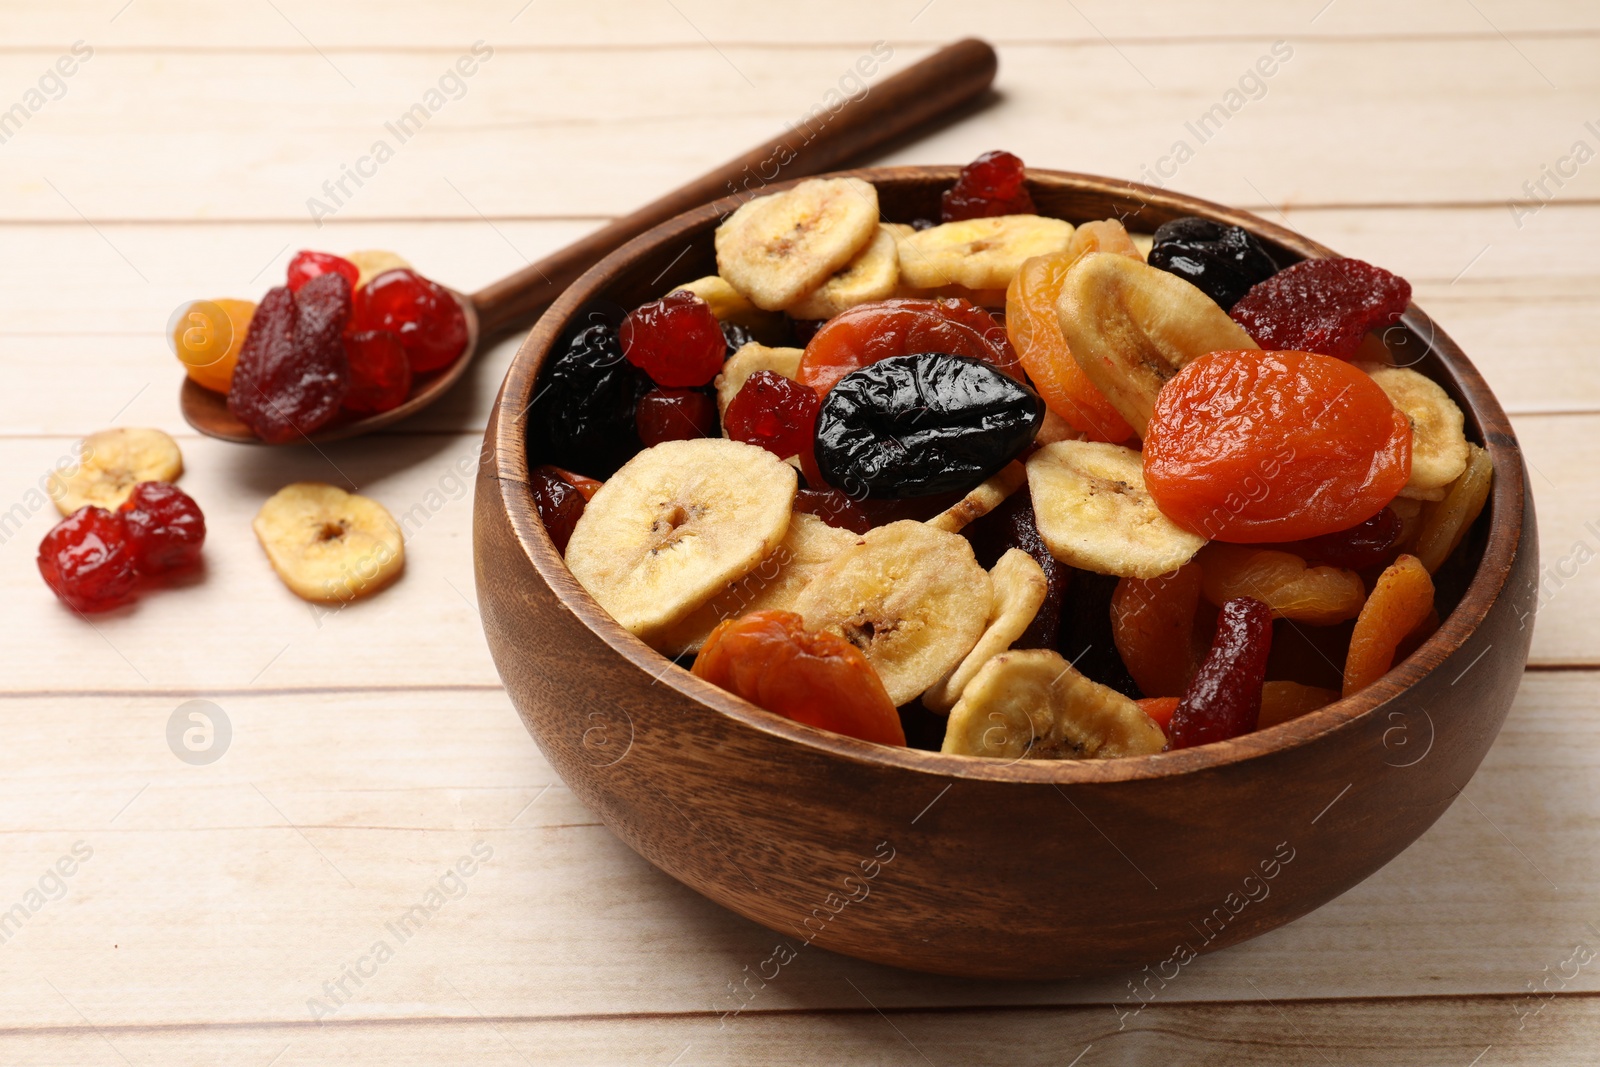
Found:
1143,350 -> 1412,542
1343,554 -> 1435,697
1005,250 -> 1135,443
1198,543 -> 1366,625
1258,681 -> 1338,729
1110,563 -> 1204,698
796,297 -> 1020,396
1136,696 -> 1179,733
172,298 -> 255,395
693,610 -> 906,746
1413,443 -> 1493,573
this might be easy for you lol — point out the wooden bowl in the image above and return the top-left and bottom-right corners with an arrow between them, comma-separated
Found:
474,167 -> 1538,980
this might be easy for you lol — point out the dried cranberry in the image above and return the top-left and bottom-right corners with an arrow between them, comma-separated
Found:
343,330 -> 412,414
228,274 -> 351,444
1273,507 -> 1403,570
118,481 -> 206,573
351,269 -> 468,374
961,489 -> 1067,650
635,388 -> 718,446
38,506 -> 137,612
527,319 -> 651,478
941,150 -> 1035,222
1230,258 -> 1411,359
530,465 -> 587,553
725,370 -> 821,461
619,290 -> 725,388
1168,596 -> 1273,749
794,487 -> 872,534
287,250 -> 359,293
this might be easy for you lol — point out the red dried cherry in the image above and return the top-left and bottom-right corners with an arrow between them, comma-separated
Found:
635,388 -> 718,447
118,481 -> 206,573
1143,350 -> 1412,543
793,487 -> 872,534
941,150 -> 1035,222
342,330 -> 412,414
1168,596 -> 1273,749
797,297 -> 1021,396
619,290 -> 725,388
1230,258 -> 1411,360
37,506 -> 137,612
228,274 -> 352,444
724,370 -> 821,461
530,465 -> 587,553
350,269 -> 468,374
287,250 -> 359,293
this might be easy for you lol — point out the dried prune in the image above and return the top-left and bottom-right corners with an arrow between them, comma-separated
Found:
530,464 -> 587,553
961,488 -> 1067,649
1168,596 -> 1273,749
813,353 -> 1044,498
635,388 -> 718,446
350,268 -> 468,373
724,370 -> 821,461
37,506 -> 137,612
941,150 -> 1035,222
118,481 -> 206,573
793,487 -> 872,534
1147,217 -> 1279,310
721,320 -> 756,359
1230,257 -> 1411,359
527,319 -> 652,478
620,290 -> 725,388
797,297 -> 1020,396
228,273 -> 351,444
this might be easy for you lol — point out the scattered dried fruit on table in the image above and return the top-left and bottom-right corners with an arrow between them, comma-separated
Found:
1026,440 -> 1206,579
787,224 -> 901,320
1198,542 -> 1366,625
1057,252 -> 1259,436
1413,443 -> 1494,573
342,330 -> 412,414
1111,562 -> 1205,700
37,506 -> 138,612
724,370 -> 820,461
635,387 -> 719,447
716,177 -> 880,311
564,438 -> 797,638
1258,680 -> 1339,729
1168,596 -> 1274,749
118,481 -> 206,574
693,610 -> 905,746
253,482 -> 405,603
228,276 -> 351,444
1343,554 -> 1436,696
530,464 -> 589,553
923,548 -> 1048,713
793,520 -> 991,707
896,214 -> 1073,291
1147,216 -> 1279,310
287,250 -> 359,293
349,267 -> 468,374
1006,249 -> 1135,443
797,297 -> 1019,396
1143,349 -> 1412,542
941,150 -> 1035,222
941,649 -> 1165,759
620,290 -> 727,389
1360,364 -> 1469,500
48,427 -> 184,515
526,319 -> 652,478
172,298 -> 255,395
813,354 -> 1043,498
1230,257 -> 1411,360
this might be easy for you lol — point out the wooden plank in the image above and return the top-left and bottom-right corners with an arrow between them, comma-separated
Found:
0,38 -> 1596,222
0,672 -> 1595,1032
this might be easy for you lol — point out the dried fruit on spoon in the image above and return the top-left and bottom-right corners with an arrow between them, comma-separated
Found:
524,153 -> 1492,757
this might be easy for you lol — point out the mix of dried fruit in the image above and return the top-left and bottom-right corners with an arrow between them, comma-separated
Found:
173,249 -> 466,442
522,151 -> 1493,756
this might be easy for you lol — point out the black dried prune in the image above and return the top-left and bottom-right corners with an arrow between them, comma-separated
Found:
813,353 -> 1043,498
527,319 -> 651,478
1148,216 -> 1279,311
961,487 -> 1068,650
720,320 -> 756,359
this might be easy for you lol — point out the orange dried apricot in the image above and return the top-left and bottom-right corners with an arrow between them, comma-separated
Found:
1136,695 -> 1179,733
1414,443 -> 1493,573
692,610 -> 906,746
1198,543 -> 1366,625
1005,250 -> 1135,443
1110,562 -> 1204,698
1143,349 -> 1413,543
1343,554 -> 1435,697
796,297 -> 1020,396
1258,680 -> 1339,729
173,298 -> 255,394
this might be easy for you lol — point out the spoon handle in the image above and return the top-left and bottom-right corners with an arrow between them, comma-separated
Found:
470,37 -> 997,337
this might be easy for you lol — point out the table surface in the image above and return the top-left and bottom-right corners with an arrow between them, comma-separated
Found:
2,2 -> 1597,1063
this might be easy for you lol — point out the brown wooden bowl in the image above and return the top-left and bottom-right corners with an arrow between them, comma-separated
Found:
473,167 -> 1538,980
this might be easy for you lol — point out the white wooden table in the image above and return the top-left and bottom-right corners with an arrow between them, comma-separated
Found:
2,3 -> 1597,1062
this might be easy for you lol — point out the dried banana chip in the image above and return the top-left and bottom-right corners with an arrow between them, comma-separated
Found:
923,549 -> 1048,713
253,482 -> 404,603
715,177 -> 880,311
1360,364 -> 1469,500
896,214 -> 1074,291
48,427 -> 184,515
787,224 -> 900,319
941,649 -> 1166,759
926,461 -> 1027,534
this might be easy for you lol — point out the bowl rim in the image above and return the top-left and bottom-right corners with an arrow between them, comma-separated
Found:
487,165 -> 1527,785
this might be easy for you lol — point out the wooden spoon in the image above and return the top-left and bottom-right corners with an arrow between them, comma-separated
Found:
182,37 -> 1000,445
